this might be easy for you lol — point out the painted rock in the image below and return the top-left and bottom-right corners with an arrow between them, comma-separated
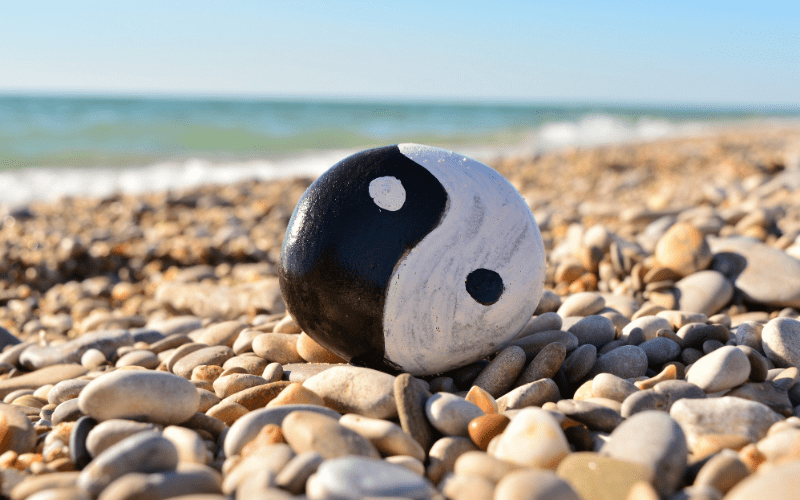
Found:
279,144 -> 545,376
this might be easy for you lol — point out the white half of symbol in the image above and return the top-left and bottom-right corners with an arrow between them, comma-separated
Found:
369,176 -> 406,211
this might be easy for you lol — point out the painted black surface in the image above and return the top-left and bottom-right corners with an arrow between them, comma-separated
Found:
279,145 -> 449,370
465,268 -> 504,305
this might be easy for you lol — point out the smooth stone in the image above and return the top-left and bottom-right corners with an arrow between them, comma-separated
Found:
588,345 -> 648,379
654,222 -> 712,277
517,312 -> 563,338
0,326 -> 21,351
511,330 -> 579,361
282,410 -> 379,459
563,344 -> 597,383
97,467 -> 222,500
77,432 -> 178,497
625,326 -> 646,346
725,459 -> 800,500
620,390 -> 669,417
621,316 -> 672,343
657,310 -> 709,330
727,381 -> 794,416
425,392 -> 484,437
494,469 -> 582,500
566,315 -> 616,348
395,373 -> 435,452
252,333 -> 304,364
52,398 -> 84,424
652,380 -> 706,410
591,373 -> 639,403
557,292 -> 605,318
670,397 -> 783,452
385,455 -> 426,476
163,425 -> 211,464
693,448 -> 750,495
281,362 -> 343,383
638,337 -> 681,366
710,236 -> 800,309
86,419 -> 161,457
79,370 -> 199,424
339,413 -> 425,461
154,279 -> 285,320
69,416 -> 97,470
231,329 -> 262,355
678,323 -> 731,350
454,450 -> 522,483
0,364 -> 89,399
146,316 -> 203,336
303,366 -> 397,419
497,378 -> 560,411
439,474 -> 494,500
449,360 -> 489,389
515,342 -> 566,387
738,346 -> 770,382
222,354 -> 269,375
306,456 -> 436,500
195,321 -> 247,348
602,410 -> 687,497
222,444 -> 293,494
115,349 -> 160,369
762,317 -> 800,368
9,472 -> 82,500
275,451 -> 324,495
492,407 -> 570,468
224,405 -> 340,458
172,346 -> 235,379
47,379 -> 91,405
266,382 -> 324,408
735,321 -> 765,352
221,380 -> 290,410
197,389 -> 221,413
206,401 -> 249,425
164,343 -> 208,373
468,414 -> 510,451
686,346 -> 751,392
296,332 -> 346,364
212,373 -> 268,398
149,334 -> 192,354
535,289 -> 562,314
464,385 -> 498,414
19,330 -> 134,370
557,399 -> 624,433
556,452 -> 655,500
426,436 -> 478,484
0,404 -> 36,454
471,346 -> 526,397
674,270 -> 733,316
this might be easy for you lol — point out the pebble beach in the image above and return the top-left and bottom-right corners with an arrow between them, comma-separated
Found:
2,123 -> 800,500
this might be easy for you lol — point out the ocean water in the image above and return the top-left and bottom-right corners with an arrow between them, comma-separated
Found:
1,95 -> 798,205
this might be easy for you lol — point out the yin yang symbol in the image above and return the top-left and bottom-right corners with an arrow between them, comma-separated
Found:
279,143 -> 545,376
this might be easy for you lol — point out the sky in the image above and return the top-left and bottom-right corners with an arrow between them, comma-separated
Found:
1,1 -> 798,105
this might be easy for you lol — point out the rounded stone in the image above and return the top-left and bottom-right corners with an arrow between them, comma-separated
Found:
0,404 -> 36,454
468,414 -> 510,451
567,315 -> 616,348
338,413 -> 425,462
47,379 -> 92,405
306,455 -> 436,500
303,365 -> 397,419
515,342 -> 566,387
762,317 -> 800,368
725,459 -> 800,500
590,373 -> 640,403
496,378 -> 560,411
589,345 -> 648,379
282,410 -> 379,460
426,392 -> 484,437
494,469 -> 581,500
557,292 -> 606,318
654,222 -> 712,277
621,316 -> 672,343
686,346 -> 751,392
638,337 -> 681,366
471,346 -> 526,397
674,270 -> 734,316
492,407 -> 570,469
78,370 -> 200,425
563,344 -> 597,383
171,346 -> 235,379
85,419 -> 161,457
279,144 -> 545,376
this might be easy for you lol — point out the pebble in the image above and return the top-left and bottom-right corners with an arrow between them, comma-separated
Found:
266,382 -> 323,408
96,467 -> 222,500
515,342 -> 566,387
511,330 -> 579,360
601,410 -> 687,497
425,392 -> 484,437
591,374 -> 639,402
518,312 -> 563,338
567,315 -> 616,348
221,380 -> 290,410
306,456 -> 436,500
80,349 -> 107,369
674,270 -> 734,316
496,378 -> 560,411
395,373 -> 435,452
464,385 -> 497,414
439,473 -> 494,500
670,397 -> 783,453
620,390 -> 669,417
69,416 -> 96,469
194,320 -> 247,348
557,399 -> 624,432
685,345 -> 751,392
467,414 -> 510,451
296,332 -> 346,363
339,413 -> 425,461
231,329 -> 262,355
563,344 -> 597,383
652,380 -> 706,409
494,469 -> 581,500
223,404 -> 340,458
303,365 -> 397,419
557,292 -> 606,318
274,451 -> 324,494
724,459 -> 800,500
710,236 -> 800,309
556,452 -> 655,500
47,379 -> 91,405
251,333 -> 304,364
0,404 -> 36,454
654,222 -> 712,277
762,317 -> 800,368
163,425 -> 211,464
78,370 -> 199,424
535,289 -> 562,314
0,364 -> 88,400
281,362 -> 343,383
727,381 -> 794,416
678,322 -> 731,350
588,345 -> 648,379
212,373 -> 268,398
19,329 -> 134,370
85,419 -> 160,457
735,321 -> 765,352
454,450 -> 521,483
171,346 -> 235,379
426,436 -> 478,484
492,407 -> 570,468
52,398 -> 84,424
693,448 -> 750,494
638,337 -> 681,365
281,410 -> 379,459
657,310 -> 709,330
77,432 -> 178,497
620,316 -> 672,343
471,346 -> 526,397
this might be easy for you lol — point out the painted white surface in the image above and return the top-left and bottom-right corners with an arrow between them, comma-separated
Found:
382,143 -> 546,375
369,176 -> 406,211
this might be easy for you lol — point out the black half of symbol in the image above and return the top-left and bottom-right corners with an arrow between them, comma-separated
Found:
465,268 -> 504,305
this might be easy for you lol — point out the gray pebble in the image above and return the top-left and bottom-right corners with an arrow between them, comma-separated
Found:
678,323 -> 731,350
20,329 -> 134,370
567,315 -> 616,348
621,389 -> 669,417
686,345 -> 750,393
48,379 -> 91,405
303,365 -> 397,419
563,344 -> 597,383
736,346 -> 769,382
590,373 -> 639,403
425,392 -> 484,437
497,378 -> 560,411
172,346 -> 235,379
274,451 -> 324,495
727,381 -> 794,416
652,380 -> 706,410
472,346 -> 526,397
86,419 -> 161,457
735,321 -> 765,353
557,292 -> 605,318
517,312 -> 563,338
115,349 -> 159,369
511,331 -> 578,361
702,339 -> 725,353
395,373 -> 435,452
52,398 -> 84,425
97,467 -> 222,500
674,270 -> 734,316
598,339 -> 626,355
626,327 -> 646,346
556,399 -> 624,432
681,347 -> 704,365
282,410 -> 379,459
515,342 -> 566,387
639,337 -> 681,366
534,289 -> 562,315
589,345 -> 648,379
762,317 -> 800,368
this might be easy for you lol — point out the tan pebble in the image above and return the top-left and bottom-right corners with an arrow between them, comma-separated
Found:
47,456 -> 76,472
631,303 -> 666,320
251,333 -> 303,364
222,381 -> 290,410
219,366 -> 247,377
195,320 -> 247,348
625,481 -> 660,500
296,332 -> 346,363
213,373 -> 268,399
468,414 -> 510,451
439,473 -> 495,500
206,401 -> 249,426
12,395 -> 47,409
81,349 -> 107,369
492,407 -> 569,469
240,424 -> 285,458
9,471 -> 81,500
655,222 -> 712,277
0,450 -> 17,468
232,328 -> 263,355
694,448 -> 750,494
465,385 -> 497,414
162,425 -> 212,464
0,405 -> 36,454
222,355 -> 269,375
191,380 -> 214,392
496,378 -> 560,411
385,455 -> 426,476
14,452 -> 43,470
191,365 -> 225,383
454,450 -> 521,483
738,443 -> 767,471
495,469 -> 581,500
573,380 -> 594,401
32,384 -> 53,400
266,383 -> 323,408
556,452 -> 655,500
338,413 -> 426,462
281,410 -> 379,460
273,315 -> 302,334
171,346 -> 235,379
262,362 -> 283,383
635,364 -> 677,390
426,436 -> 478,485
568,273 -> 599,293
692,434 -> 752,460
303,365 -> 397,419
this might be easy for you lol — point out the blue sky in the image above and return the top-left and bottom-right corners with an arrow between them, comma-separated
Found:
1,1 -> 798,105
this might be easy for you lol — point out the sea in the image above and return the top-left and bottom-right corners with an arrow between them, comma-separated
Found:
1,95 -> 799,206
